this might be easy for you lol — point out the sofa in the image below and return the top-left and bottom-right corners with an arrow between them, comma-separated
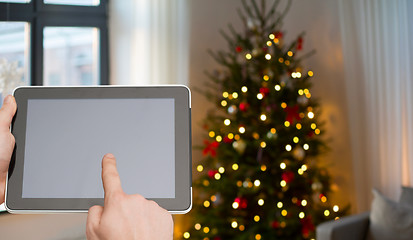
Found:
316,212 -> 370,240
316,187 -> 413,240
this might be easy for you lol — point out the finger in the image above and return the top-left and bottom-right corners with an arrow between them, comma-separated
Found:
86,205 -> 104,237
101,153 -> 123,198
0,95 -> 17,130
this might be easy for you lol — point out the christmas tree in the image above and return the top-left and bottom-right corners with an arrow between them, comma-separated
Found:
182,0 -> 347,239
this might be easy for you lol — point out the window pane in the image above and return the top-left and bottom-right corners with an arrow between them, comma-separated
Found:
43,27 -> 100,86
44,0 -> 99,6
0,22 -> 30,95
0,0 -> 30,3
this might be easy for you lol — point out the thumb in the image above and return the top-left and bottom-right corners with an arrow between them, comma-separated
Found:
101,153 -> 123,199
0,95 -> 17,130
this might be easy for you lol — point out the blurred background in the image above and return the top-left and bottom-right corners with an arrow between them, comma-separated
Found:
0,0 -> 412,239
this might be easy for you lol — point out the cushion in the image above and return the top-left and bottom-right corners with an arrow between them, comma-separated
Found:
367,189 -> 413,240
400,186 -> 413,207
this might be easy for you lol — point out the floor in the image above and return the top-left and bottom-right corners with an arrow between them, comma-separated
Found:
0,211 -> 87,240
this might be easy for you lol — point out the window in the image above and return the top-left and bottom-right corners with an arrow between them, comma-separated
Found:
0,0 -> 108,211
0,22 -> 30,93
43,27 -> 100,86
44,0 -> 100,6
0,0 -> 108,91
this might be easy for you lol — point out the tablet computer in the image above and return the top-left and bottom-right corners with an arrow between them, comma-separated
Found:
5,86 -> 192,214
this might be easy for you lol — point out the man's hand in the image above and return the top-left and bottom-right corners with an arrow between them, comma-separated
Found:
0,96 -> 17,204
86,153 -> 173,240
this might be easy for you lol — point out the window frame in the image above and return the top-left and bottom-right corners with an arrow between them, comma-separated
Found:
0,0 -> 109,86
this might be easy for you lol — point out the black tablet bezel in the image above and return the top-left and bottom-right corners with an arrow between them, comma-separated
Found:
5,86 -> 192,213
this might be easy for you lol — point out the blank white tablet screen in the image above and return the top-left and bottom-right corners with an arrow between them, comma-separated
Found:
22,98 -> 175,198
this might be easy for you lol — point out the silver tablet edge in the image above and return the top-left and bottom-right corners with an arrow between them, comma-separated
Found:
13,85 -> 191,108
5,188 -> 192,215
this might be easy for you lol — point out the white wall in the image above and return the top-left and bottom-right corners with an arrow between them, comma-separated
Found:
189,0 -> 356,212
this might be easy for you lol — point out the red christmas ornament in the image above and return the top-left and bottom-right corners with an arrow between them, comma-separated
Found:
213,237 -> 222,240
239,102 -> 249,112
307,131 -> 315,138
240,199 -> 248,209
284,105 -> 301,124
297,37 -> 303,51
271,220 -> 280,229
223,136 -> 233,143
300,216 -> 315,237
234,197 -> 247,208
208,170 -> 219,178
203,140 -> 219,157
259,87 -> 270,96
282,171 -> 295,183
235,46 -> 243,53
274,31 -> 283,39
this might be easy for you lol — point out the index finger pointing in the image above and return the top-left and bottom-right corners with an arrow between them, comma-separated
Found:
101,153 -> 123,198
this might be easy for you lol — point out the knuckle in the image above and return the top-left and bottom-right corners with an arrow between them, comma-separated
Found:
129,193 -> 145,202
149,200 -> 159,207
107,191 -> 123,202
148,199 -> 159,208
102,171 -> 118,180
88,205 -> 100,212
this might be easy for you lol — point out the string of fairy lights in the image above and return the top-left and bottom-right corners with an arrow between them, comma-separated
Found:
183,31 -> 341,240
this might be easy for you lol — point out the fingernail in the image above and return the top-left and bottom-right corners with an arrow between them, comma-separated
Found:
105,153 -> 115,159
4,95 -> 11,104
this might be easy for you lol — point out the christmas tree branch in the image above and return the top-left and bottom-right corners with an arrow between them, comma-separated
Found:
261,0 -> 266,17
271,0 -> 292,31
266,22 -> 277,33
219,29 -> 234,47
204,71 -> 221,84
227,24 -> 239,43
251,0 -> 264,26
207,49 -> 230,67
296,49 -> 316,62
281,0 -> 293,19
236,8 -> 249,33
271,14 -> 283,32
264,0 -> 280,22
241,0 -> 256,21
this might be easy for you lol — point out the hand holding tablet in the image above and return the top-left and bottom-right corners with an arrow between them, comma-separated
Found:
0,95 -> 17,206
5,86 -> 192,213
